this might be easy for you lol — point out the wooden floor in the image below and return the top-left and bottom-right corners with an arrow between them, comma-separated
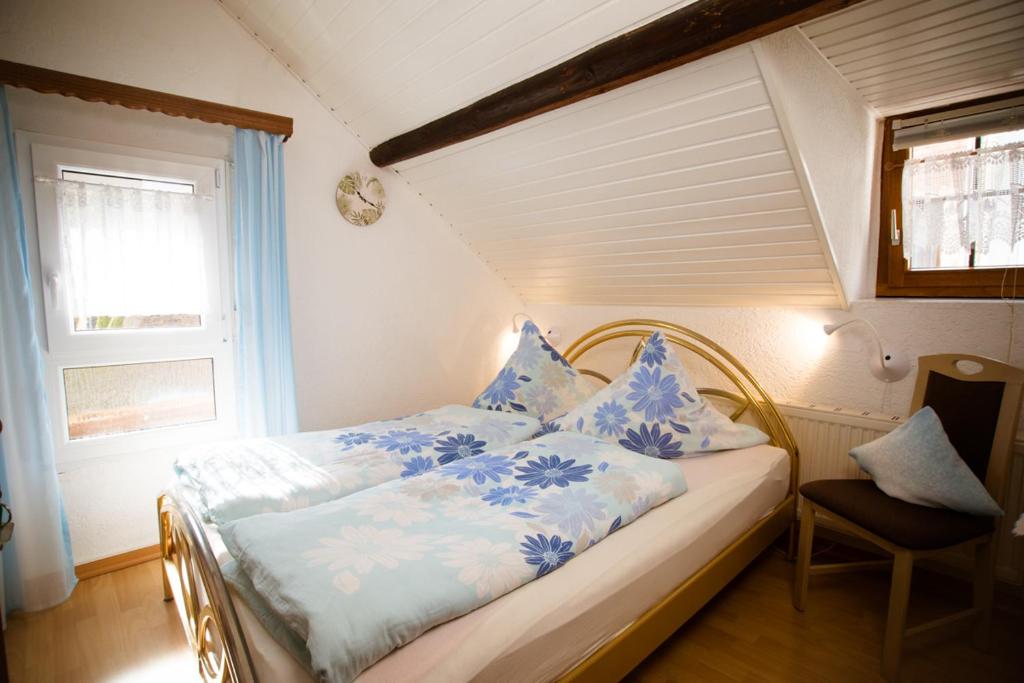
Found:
5,544 -> 1021,682
5,560 -> 194,682
627,544 -> 1022,683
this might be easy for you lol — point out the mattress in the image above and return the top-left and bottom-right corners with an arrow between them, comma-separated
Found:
207,444 -> 790,682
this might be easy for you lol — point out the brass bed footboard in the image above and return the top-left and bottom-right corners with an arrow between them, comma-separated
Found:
158,491 -> 257,683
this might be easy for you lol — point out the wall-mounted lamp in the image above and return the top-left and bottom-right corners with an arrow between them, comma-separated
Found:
823,318 -> 910,383
511,312 -> 532,333
510,312 -> 562,345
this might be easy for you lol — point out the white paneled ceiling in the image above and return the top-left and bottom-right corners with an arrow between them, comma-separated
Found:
392,46 -> 843,307
222,0 -> 1024,308
802,0 -> 1024,115
219,0 -> 698,144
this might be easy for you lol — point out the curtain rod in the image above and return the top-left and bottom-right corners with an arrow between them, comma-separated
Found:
893,95 -> 1024,130
0,59 -> 293,140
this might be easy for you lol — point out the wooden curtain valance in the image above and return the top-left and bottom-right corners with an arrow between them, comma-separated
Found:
0,59 -> 293,140
369,0 -> 867,166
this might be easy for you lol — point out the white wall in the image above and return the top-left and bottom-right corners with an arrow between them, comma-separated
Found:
0,0 -> 522,563
532,299 -> 1024,418
755,29 -> 879,303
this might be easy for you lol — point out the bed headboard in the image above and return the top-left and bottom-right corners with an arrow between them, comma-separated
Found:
563,319 -> 798,482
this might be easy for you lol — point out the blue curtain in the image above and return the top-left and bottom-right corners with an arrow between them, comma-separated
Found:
233,128 -> 299,437
0,86 -> 77,613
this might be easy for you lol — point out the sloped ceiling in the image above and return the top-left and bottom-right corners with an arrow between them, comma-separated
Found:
220,0 -> 1021,307
392,46 -> 844,307
219,0 -> 700,145
802,0 -> 1024,115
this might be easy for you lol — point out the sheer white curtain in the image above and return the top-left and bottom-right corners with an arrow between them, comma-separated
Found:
55,180 -> 208,320
902,143 -> 1024,270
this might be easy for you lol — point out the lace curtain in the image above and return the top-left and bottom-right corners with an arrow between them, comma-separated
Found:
902,143 -> 1024,270
55,179 -> 208,321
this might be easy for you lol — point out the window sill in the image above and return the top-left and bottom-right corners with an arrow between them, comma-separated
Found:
868,296 -> 1023,307
876,286 -> 1017,299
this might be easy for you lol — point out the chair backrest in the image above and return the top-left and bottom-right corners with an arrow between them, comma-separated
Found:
910,354 -> 1024,509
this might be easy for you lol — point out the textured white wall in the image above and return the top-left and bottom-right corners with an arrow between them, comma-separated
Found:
0,0 -> 521,562
531,300 -> 1024,418
756,29 -> 879,303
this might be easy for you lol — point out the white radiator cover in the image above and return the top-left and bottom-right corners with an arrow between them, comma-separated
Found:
779,401 -> 1024,586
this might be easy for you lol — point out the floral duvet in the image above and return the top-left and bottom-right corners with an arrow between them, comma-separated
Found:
173,405 -> 539,524
220,431 -> 688,682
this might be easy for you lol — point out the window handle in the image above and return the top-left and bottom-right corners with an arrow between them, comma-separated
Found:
47,272 -> 62,310
889,209 -> 901,247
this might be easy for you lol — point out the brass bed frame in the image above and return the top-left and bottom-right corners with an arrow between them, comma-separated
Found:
158,319 -> 799,682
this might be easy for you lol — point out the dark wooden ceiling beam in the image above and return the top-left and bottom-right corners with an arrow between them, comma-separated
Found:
369,0 -> 867,166
0,59 -> 293,140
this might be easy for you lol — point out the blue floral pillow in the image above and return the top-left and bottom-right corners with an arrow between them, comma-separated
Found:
473,321 -> 596,422
549,331 -> 768,458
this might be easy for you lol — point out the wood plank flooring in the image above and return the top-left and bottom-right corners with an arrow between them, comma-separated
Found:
627,544 -> 1022,683
5,560 -> 194,682
5,544 -> 1021,682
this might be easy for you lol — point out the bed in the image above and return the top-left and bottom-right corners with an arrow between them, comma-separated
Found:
158,319 -> 799,682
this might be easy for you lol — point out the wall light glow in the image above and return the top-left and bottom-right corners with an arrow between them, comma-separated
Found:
498,329 -> 519,364
785,314 -> 830,362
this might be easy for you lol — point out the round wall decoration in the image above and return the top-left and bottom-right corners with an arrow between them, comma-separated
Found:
336,172 -> 386,226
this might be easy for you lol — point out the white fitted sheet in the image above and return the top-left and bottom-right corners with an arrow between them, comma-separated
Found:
209,444 -> 790,682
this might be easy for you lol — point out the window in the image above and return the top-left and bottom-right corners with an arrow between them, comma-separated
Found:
63,359 -> 216,440
877,92 -> 1024,298
28,139 -> 235,461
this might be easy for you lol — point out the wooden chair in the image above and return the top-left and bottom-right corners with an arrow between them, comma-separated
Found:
792,354 -> 1024,682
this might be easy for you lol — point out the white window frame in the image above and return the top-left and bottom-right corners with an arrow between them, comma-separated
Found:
22,133 -> 237,463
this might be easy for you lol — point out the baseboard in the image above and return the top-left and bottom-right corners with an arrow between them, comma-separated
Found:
74,544 -> 161,580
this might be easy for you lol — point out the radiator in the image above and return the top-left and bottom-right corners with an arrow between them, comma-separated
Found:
778,401 -> 1024,586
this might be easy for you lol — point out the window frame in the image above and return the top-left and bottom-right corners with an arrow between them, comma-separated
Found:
876,91 -> 1024,299
22,133 -> 237,462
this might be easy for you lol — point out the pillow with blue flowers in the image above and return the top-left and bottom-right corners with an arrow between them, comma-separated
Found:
473,320 -> 597,422
548,331 -> 769,458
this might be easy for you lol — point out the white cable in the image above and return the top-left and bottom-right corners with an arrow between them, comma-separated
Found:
1001,267 -> 1018,363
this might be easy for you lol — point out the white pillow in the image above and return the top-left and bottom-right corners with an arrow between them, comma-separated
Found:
473,320 -> 596,422
849,406 -> 1002,516
549,331 -> 768,457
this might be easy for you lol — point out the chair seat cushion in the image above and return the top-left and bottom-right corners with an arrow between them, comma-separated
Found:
801,479 -> 995,550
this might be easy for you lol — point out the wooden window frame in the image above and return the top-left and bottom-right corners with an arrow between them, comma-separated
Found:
876,91 -> 1024,299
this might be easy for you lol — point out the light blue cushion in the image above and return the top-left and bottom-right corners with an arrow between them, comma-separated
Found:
849,406 -> 1002,516
473,320 -> 596,422
549,331 -> 769,458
